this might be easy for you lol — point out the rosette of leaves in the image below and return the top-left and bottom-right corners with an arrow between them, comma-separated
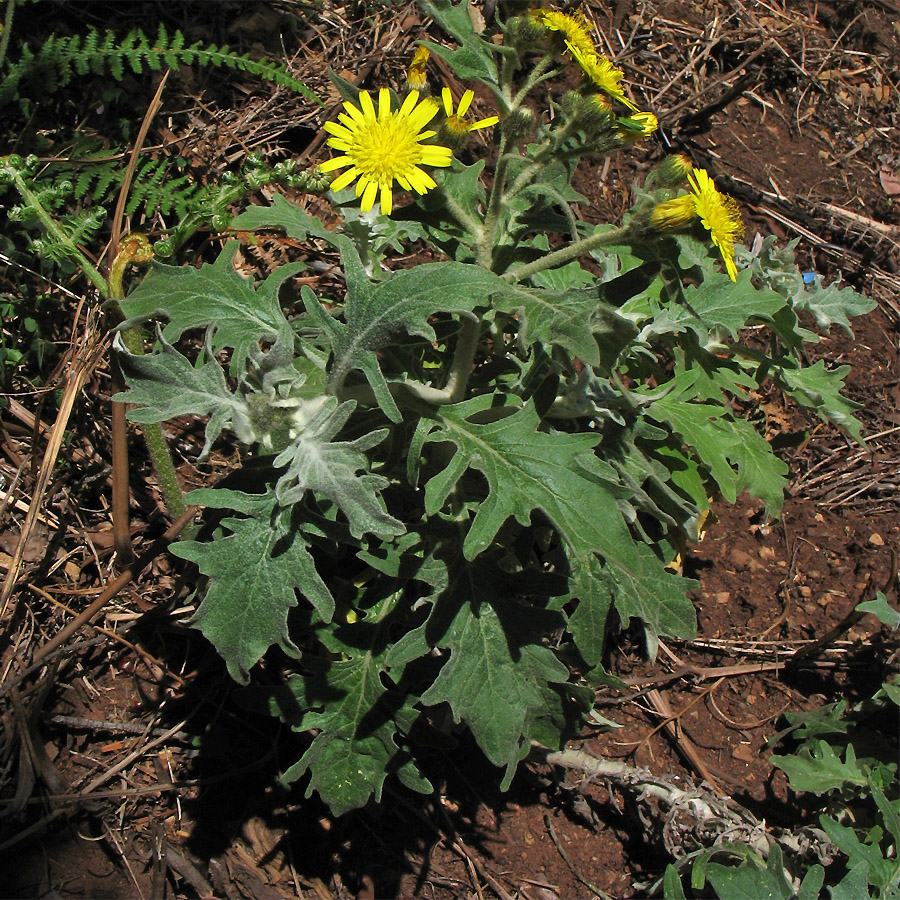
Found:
114,1 -> 875,815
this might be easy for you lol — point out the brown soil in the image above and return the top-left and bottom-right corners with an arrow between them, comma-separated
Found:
2,2 -> 898,899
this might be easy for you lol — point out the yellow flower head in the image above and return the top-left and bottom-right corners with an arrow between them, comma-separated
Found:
650,166 -> 744,280
528,7 -> 595,57
688,167 -> 744,280
319,88 -> 453,215
617,110 -> 658,140
406,46 -> 430,93
567,43 -> 638,111
439,87 -> 500,148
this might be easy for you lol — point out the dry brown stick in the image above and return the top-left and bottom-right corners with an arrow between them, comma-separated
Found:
103,823 -> 148,900
109,354 -> 134,566
80,712 -> 194,797
165,846 -> 215,899
0,457 -> 28,523
108,71 -> 169,564
3,397 -> 90,463
643,686 -> 723,794
624,659 -> 784,687
149,823 -> 168,900
665,40 -> 773,120
451,836 -> 506,900
0,319 -> 108,622
29,504 -> 197,666
820,201 -> 900,237
27,583 -> 187,687
108,70 -> 169,266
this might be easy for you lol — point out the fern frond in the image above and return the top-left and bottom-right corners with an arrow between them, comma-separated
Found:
31,206 -> 107,264
0,24 -> 321,108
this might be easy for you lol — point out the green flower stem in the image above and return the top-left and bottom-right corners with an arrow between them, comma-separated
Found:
436,184 -> 482,241
137,410 -> 187,518
479,130 -> 510,270
511,55 -> 558,110
339,312 -> 482,409
497,54 -> 518,108
108,236 -> 186,520
10,171 -> 109,298
401,312 -> 481,406
499,118 -> 591,213
503,224 -> 634,284
441,312 -> 481,402
479,56 -> 564,271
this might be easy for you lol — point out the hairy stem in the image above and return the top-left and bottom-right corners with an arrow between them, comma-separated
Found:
436,183 -> 482,241
479,131 -> 509,270
503,224 -> 634,284
401,312 -> 481,406
108,236 -> 186,522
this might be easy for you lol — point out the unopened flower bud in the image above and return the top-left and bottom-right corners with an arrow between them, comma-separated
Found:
504,15 -> 545,50
651,153 -> 694,188
584,93 -> 614,127
405,46 -> 430,95
649,195 -> 696,232
502,106 -> 535,142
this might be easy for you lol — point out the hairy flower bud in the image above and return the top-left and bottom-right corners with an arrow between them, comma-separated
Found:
504,15 -> 546,50
501,106 -> 535,142
405,46 -> 430,95
647,153 -> 694,189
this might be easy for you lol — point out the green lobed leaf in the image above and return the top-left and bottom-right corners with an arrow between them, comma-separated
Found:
872,779 -> 900,856
821,812 -> 898,892
173,500 -> 335,683
739,236 -> 875,335
797,276 -> 876,335
770,739 -> 868,794
231,193 -> 339,245
416,394 -> 696,656
418,552 -> 572,779
663,864 -> 688,900
283,655 -> 430,816
303,244 -> 513,420
118,244 -> 302,374
494,282 -> 638,367
114,332 -> 243,459
272,399 -> 405,540
417,394 -> 625,559
566,554 -> 615,668
605,540 -> 697,659
682,269 -> 786,340
417,0 -> 500,83
704,846 -> 794,900
826,863 -> 874,900
776,358 -> 865,442
797,865 -> 826,900
646,369 -> 788,513
857,592 -> 900,630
